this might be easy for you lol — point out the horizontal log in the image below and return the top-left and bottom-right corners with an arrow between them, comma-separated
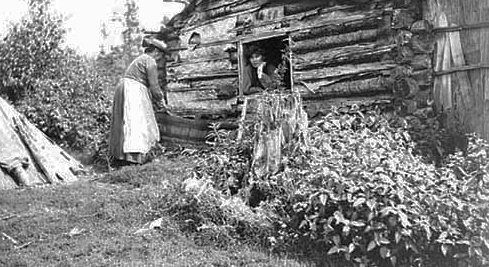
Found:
174,11 -> 389,51
168,53 -> 237,67
283,0 -> 390,16
282,11 -> 376,36
302,94 -> 393,117
293,44 -> 396,70
168,59 -> 236,77
410,34 -> 435,54
391,8 -> 417,29
169,71 -> 238,81
412,69 -> 433,86
294,62 -> 396,81
291,28 -> 389,53
167,90 -> 237,115
233,4 -> 355,31
284,1 -> 330,15
410,54 -> 432,70
191,77 -> 237,88
179,6 -> 260,32
195,0 -> 246,12
167,87 -> 219,93
203,1 -> 259,20
167,81 -> 190,91
291,12 -> 386,41
178,44 -> 232,61
240,9 -> 382,38
179,16 -> 237,44
298,76 -> 393,99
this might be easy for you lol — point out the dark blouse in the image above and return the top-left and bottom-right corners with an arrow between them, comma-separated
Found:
124,54 -> 163,101
242,63 -> 281,95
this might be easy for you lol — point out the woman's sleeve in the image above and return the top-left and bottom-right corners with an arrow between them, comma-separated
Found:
242,65 -> 253,95
147,58 -> 164,101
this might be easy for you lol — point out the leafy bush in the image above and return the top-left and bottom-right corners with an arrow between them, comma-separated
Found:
261,108 -> 489,267
194,106 -> 489,267
0,0 -> 66,102
0,0 -> 117,162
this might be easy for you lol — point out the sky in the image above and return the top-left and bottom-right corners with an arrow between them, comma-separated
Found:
0,0 -> 184,55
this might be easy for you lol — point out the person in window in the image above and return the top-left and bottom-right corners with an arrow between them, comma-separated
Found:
109,37 -> 168,166
242,45 -> 281,95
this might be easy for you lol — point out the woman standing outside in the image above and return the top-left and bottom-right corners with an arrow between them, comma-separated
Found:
109,37 -> 168,166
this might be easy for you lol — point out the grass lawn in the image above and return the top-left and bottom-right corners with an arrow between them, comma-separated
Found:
0,157 -> 307,267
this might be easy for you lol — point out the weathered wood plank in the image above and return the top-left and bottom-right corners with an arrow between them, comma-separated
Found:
195,0 -> 246,12
302,94 -> 393,117
392,8 -> 417,29
168,59 -> 236,77
284,1 -> 330,15
298,76 -> 392,98
410,54 -> 432,70
177,46 -> 226,62
291,28 -> 388,53
481,0 -> 489,139
169,71 -> 238,81
201,1 -> 260,21
233,4 -> 356,32
179,16 -> 237,44
294,62 -> 396,81
166,90 -> 237,115
412,69 -> 433,87
191,77 -> 237,88
459,0 -> 481,109
293,44 -> 396,70
290,12 -> 386,41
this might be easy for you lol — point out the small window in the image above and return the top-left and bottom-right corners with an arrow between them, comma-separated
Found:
188,32 -> 201,48
238,35 -> 292,96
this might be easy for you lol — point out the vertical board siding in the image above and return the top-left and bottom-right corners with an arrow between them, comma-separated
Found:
429,0 -> 489,139
481,0 -> 489,139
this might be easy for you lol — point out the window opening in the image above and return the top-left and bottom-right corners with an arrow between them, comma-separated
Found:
238,36 -> 292,96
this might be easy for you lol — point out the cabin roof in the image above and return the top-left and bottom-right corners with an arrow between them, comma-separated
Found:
162,0 -> 318,29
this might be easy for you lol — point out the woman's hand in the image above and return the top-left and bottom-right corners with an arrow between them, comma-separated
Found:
257,62 -> 266,79
150,88 -> 164,101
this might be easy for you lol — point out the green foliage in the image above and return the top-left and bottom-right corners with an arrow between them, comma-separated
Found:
0,0 -> 66,101
267,108 -> 489,267
195,106 -> 489,267
16,51 -> 113,153
110,0 -> 143,66
0,0 -> 116,161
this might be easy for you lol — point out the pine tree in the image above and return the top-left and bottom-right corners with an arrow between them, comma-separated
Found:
111,0 -> 143,66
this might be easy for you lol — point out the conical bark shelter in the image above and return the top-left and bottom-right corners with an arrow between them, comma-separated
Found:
0,97 -> 83,190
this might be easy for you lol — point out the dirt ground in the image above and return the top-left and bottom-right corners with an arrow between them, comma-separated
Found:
0,158 -> 306,267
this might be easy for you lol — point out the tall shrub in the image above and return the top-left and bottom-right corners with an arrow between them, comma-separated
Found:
0,0 -> 66,101
0,0 -> 115,161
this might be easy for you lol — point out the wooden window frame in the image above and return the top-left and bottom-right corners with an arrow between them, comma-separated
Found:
237,33 -> 294,96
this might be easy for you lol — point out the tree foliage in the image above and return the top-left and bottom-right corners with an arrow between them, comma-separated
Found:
0,0 -> 115,161
110,0 -> 143,66
194,105 -> 489,267
0,0 -> 66,101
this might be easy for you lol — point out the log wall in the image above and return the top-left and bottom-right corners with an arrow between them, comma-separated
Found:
158,0 -> 432,118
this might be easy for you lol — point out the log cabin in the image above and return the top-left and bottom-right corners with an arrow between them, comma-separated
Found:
151,0 -> 435,142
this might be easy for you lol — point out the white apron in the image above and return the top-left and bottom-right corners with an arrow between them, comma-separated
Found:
122,78 -> 160,154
